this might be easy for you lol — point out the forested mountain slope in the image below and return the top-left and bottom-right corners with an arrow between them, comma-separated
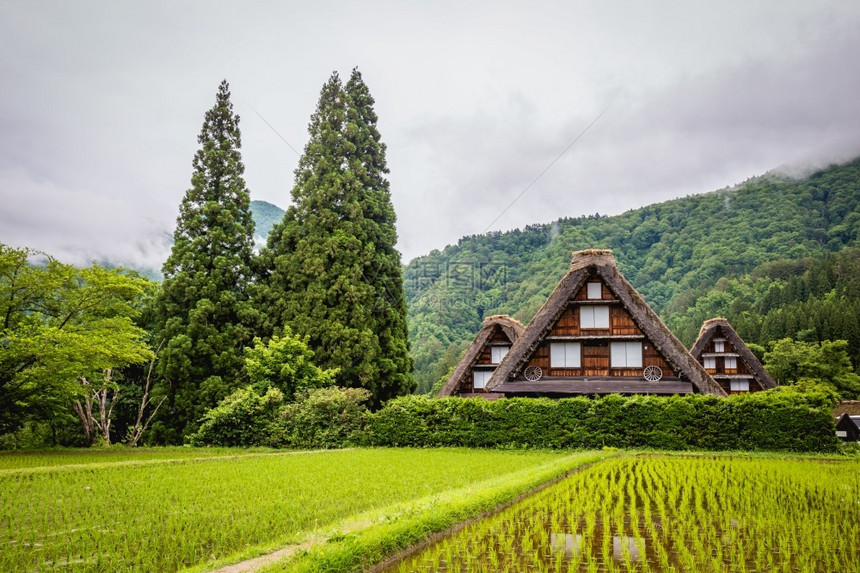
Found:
405,158 -> 860,393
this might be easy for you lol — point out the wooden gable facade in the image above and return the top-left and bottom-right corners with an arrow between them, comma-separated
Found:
437,315 -> 525,398
690,318 -> 776,395
487,250 -> 725,397
835,413 -> 860,442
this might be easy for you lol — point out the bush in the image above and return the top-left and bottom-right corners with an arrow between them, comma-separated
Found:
269,387 -> 371,449
187,386 -> 284,447
357,389 -> 840,453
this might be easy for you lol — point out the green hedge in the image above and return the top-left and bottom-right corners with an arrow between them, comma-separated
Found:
357,390 -> 839,453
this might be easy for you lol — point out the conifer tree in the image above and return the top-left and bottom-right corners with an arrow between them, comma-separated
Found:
154,80 -> 258,441
260,69 -> 413,406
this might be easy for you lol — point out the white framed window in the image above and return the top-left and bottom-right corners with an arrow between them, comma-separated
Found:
714,339 -> 725,353
610,342 -> 642,368
490,345 -> 510,364
587,282 -> 602,299
473,370 -> 493,389
730,379 -> 750,392
724,356 -> 737,370
704,356 -> 716,370
550,342 -> 581,368
580,306 -> 610,328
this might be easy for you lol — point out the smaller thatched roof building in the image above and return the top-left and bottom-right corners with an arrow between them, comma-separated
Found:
690,318 -> 776,394
437,315 -> 525,398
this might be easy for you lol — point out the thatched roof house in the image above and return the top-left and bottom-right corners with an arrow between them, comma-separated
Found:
437,314 -> 525,398
485,250 -> 725,397
690,318 -> 777,394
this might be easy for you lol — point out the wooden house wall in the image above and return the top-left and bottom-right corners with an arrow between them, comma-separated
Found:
573,281 -> 614,301
549,305 -> 642,337
525,278 -> 677,378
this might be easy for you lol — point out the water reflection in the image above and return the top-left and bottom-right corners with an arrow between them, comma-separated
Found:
549,532 -> 581,557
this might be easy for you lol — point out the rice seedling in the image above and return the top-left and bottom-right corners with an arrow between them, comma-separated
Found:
383,455 -> 860,572
0,447 -> 574,572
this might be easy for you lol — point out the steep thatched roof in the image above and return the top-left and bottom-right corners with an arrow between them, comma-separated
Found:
690,318 -> 777,390
487,249 -> 726,396
834,401 -> 860,417
436,315 -> 525,397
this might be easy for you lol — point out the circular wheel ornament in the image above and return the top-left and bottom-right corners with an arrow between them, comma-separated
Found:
524,365 -> 543,381
643,365 -> 663,382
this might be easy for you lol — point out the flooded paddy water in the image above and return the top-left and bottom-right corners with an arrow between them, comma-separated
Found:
381,455 -> 860,572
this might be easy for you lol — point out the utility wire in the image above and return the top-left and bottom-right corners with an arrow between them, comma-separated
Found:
251,107 -> 301,156
483,105 -> 610,232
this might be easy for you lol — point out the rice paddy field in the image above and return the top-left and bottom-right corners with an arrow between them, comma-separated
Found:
0,447 -> 592,572
385,454 -> 860,573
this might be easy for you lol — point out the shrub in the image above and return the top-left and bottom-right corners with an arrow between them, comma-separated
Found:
269,387 -> 371,449
187,386 -> 283,447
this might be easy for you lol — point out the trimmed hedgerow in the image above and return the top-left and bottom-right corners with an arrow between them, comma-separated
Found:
356,389 -> 839,453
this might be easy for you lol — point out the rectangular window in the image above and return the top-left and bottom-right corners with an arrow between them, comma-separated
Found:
704,357 -> 716,370
724,356 -> 737,370
473,370 -> 493,389
587,282 -> 602,299
610,342 -> 642,368
490,345 -> 510,364
550,342 -> 581,368
580,306 -> 610,328
714,340 -> 725,353
730,379 -> 750,392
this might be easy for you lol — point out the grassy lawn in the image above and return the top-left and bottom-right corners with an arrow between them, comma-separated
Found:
0,447 -> 602,572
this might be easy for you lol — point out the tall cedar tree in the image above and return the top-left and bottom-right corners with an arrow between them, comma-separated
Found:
260,69 -> 414,406
155,80 -> 258,441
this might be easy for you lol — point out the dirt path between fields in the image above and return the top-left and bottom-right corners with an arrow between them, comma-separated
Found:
209,458 -> 605,573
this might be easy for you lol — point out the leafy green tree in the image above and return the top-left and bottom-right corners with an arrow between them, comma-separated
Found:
0,245 -> 153,439
243,330 -> 336,400
259,69 -> 413,406
154,80 -> 258,441
764,338 -> 860,399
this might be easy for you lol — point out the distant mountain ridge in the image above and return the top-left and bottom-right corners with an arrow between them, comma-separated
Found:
250,200 -> 285,244
404,158 -> 860,392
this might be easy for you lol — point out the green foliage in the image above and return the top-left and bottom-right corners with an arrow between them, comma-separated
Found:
0,244 -> 154,437
269,386 -> 371,449
258,69 -> 413,407
154,80 -> 259,442
358,392 -> 839,452
764,338 -> 860,399
187,386 -> 284,447
243,330 -> 337,400
405,159 -> 860,392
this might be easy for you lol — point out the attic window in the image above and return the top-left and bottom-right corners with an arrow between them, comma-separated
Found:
580,306 -> 610,328
725,356 -> 737,370
714,338 -> 726,353
610,342 -> 642,368
704,357 -> 716,370
491,345 -> 510,364
586,282 -> 602,299
473,370 -> 492,389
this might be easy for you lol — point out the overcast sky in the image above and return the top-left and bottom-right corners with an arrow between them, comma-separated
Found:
2,1 -> 860,269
